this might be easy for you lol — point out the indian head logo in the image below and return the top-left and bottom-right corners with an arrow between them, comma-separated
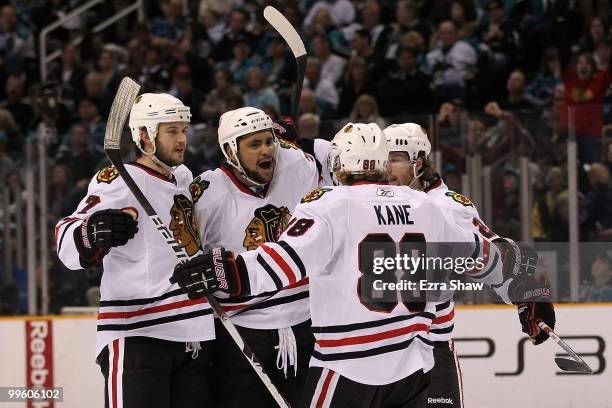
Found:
169,194 -> 201,256
243,204 -> 291,250
189,176 -> 210,204
96,166 -> 120,184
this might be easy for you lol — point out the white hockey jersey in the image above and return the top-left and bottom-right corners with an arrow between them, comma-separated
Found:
235,183 -> 493,385
191,142 -> 319,329
425,178 -> 505,343
56,163 -> 214,357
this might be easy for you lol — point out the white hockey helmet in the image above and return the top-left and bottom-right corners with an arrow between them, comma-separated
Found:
128,93 -> 191,150
384,123 -> 431,163
331,123 -> 388,176
218,107 -> 276,185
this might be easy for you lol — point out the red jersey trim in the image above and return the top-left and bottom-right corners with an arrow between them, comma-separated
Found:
260,244 -> 297,284
97,298 -> 208,319
127,162 -> 176,184
425,177 -> 443,192
220,164 -> 269,198
315,323 -> 430,347
432,308 -> 455,325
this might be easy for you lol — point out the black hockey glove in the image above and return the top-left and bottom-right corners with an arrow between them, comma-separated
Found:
74,209 -> 138,265
170,248 -> 243,299
508,274 -> 556,345
273,116 -> 298,141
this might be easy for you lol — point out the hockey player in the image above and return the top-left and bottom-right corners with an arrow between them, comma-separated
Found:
171,123 -> 506,408
55,93 -> 215,408
189,106 -> 320,407
384,123 -> 556,408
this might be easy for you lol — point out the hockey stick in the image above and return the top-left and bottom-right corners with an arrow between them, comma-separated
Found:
538,321 -> 593,374
263,6 -> 307,120
104,77 -> 291,408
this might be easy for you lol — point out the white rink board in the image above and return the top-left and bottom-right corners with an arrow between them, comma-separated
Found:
0,305 -> 610,408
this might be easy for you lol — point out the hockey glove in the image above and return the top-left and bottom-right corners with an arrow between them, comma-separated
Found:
273,116 -> 298,141
170,248 -> 242,299
74,209 -> 138,265
508,274 -> 556,345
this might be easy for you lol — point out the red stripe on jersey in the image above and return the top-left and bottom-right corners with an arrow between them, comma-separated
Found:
424,178 -> 443,192
112,340 -> 119,408
54,217 -> 79,243
432,308 -> 455,325
261,244 -> 297,284
97,298 -> 208,319
316,370 -> 335,408
220,165 -> 269,198
466,239 -> 490,275
316,323 -> 430,347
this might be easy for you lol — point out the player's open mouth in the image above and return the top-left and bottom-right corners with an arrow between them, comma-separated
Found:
258,159 -> 273,170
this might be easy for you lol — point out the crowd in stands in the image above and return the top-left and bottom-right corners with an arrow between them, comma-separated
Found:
1,0 -> 612,312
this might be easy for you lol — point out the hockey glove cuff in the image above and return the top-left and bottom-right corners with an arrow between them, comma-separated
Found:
509,275 -> 556,345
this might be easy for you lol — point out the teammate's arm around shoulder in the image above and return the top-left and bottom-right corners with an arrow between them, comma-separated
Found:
56,167 -> 138,270
171,195 -> 334,299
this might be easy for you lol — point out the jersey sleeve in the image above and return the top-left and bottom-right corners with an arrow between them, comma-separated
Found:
55,168 -> 132,270
235,203 -> 333,296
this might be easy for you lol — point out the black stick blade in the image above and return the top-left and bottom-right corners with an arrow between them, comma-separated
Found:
554,357 -> 593,374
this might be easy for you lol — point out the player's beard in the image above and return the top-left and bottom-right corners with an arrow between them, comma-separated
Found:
155,140 -> 184,167
242,159 -> 276,184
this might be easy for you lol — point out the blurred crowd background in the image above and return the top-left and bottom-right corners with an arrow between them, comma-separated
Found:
0,0 -> 611,314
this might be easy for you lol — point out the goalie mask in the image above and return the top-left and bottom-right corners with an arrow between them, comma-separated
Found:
331,123 -> 388,182
218,107 -> 278,186
128,93 -> 191,170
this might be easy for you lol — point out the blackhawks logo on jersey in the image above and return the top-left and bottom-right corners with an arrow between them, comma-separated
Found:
243,204 -> 291,250
96,166 -> 120,184
301,187 -> 332,203
445,191 -> 473,207
169,194 -> 202,256
278,138 -> 299,150
189,176 -> 210,204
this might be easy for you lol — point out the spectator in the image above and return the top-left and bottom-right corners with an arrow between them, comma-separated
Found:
96,49 -> 121,93
216,37 -> 256,84
594,37 -> 611,72
527,47 -> 562,106
0,108 -> 20,154
213,8 -> 255,62
353,0 -> 391,59
201,68 -> 241,121
436,99 -> 468,154
47,164 -> 74,219
299,88 -> 321,117
379,47 -> 433,116
297,113 -> 321,140
0,74 -> 33,134
48,43 -> 87,107
427,20 -> 477,101
349,94 -> 386,129
581,163 -> 612,241
198,9 -> 225,46
304,57 -> 339,116
497,69 -> 538,113
56,123 -> 103,182
311,34 -> 346,85
449,0 -> 478,41
387,0 -> 431,55
198,0 -> 240,19
493,168 -> 521,239
261,35 -> 294,91
0,5 -> 35,73
304,8 -> 350,57
76,99 -> 105,149
580,251 -> 612,302
151,0 -> 186,45
83,72 -> 112,117
303,0 -> 355,30
562,53 -> 611,164
532,167 -> 566,240
183,123 -> 224,174
337,58 -> 378,117
575,16 -> 607,54
243,67 -> 281,116
168,65 -> 205,122
139,46 -> 171,92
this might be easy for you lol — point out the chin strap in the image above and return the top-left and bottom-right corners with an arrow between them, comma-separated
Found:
406,161 -> 423,189
137,143 -> 175,175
